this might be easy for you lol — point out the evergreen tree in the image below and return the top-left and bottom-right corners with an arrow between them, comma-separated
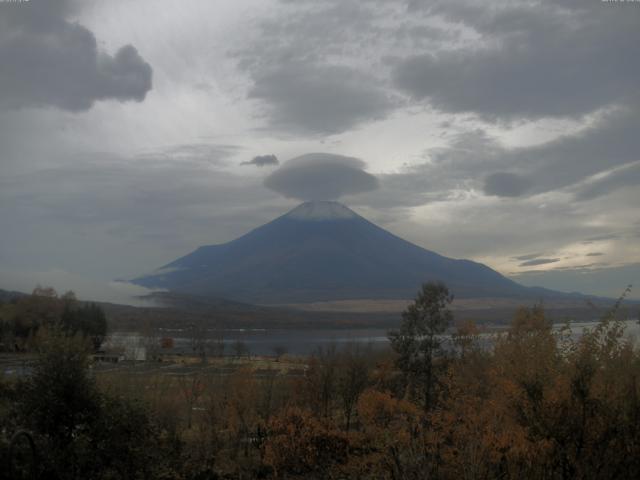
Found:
389,282 -> 453,411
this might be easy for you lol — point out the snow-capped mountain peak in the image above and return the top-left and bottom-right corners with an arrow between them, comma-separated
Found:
284,201 -> 358,221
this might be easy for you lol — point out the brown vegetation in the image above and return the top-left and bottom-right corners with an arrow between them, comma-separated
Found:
0,286 -> 639,479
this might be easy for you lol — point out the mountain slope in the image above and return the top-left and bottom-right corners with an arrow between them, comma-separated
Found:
133,201 -> 559,303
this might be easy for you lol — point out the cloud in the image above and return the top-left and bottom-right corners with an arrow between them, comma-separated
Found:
232,0 -> 421,136
248,62 -> 395,135
518,258 -> 561,267
511,263 -> 640,300
376,105 -> 640,207
235,0 -> 639,134
139,144 -> 240,166
484,172 -> 532,197
513,253 -> 544,261
0,268 -> 160,307
583,234 -> 620,244
395,1 -> 640,121
0,146 -> 284,279
586,252 -> 604,257
241,154 -> 279,167
264,153 -> 379,200
573,161 -> 640,202
0,0 -> 152,111
0,0 -> 637,301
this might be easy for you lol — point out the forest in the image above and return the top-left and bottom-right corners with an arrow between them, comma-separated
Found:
0,284 -> 639,479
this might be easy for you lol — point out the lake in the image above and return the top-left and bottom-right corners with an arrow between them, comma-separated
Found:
107,319 -> 640,357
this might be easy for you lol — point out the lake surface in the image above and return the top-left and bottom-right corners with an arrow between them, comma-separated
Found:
108,319 -> 640,357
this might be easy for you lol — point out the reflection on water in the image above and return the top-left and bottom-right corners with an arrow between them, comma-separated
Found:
106,319 -> 640,357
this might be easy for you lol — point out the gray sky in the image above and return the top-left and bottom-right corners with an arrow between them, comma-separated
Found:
0,0 -> 638,301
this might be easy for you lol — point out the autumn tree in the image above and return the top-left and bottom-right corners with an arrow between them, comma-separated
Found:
10,287 -> 63,344
226,367 -> 260,459
389,282 -> 453,411
451,319 -> 482,359
6,288 -> 107,351
355,389 -> 427,479
263,407 -> 347,478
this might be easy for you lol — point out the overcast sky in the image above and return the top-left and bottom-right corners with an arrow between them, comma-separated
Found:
0,0 -> 638,302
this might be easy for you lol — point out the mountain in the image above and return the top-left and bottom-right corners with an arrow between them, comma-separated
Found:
0,288 -> 27,303
132,201 -> 572,304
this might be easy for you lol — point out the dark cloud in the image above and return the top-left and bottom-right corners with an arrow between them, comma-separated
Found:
377,105 -> 640,207
583,234 -> 620,244
519,258 -> 560,267
484,172 -> 532,197
395,1 -> 640,121
238,0 -> 639,134
0,0 -> 152,111
248,63 -> 395,135
513,253 -> 544,261
241,154 -> 279,167
264,153 -> 379,200
586,252 -> 604,257
547,263 -> 606,272
233,0 -> 424,136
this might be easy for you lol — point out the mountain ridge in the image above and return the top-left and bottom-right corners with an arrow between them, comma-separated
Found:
133,201 -> 578,304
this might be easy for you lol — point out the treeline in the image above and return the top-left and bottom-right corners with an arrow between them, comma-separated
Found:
0,287 -> 107,351
1,283 -> 640,479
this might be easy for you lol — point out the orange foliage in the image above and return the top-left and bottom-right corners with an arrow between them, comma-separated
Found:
262,406 -> 347,478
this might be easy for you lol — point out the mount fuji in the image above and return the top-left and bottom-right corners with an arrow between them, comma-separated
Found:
132,201 -> 562,304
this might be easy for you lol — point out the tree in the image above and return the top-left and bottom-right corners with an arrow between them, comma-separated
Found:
452,319 -> 482,359
17,328 -> 98,444
12,327 -> 176,479
337,343 -> 370,431
305,345 -> 338,419
178,373 -> 204,429
272,345 -> 287,361
233,339 -> 250,359
263,407 -> 348,478
388,282 -> 453,411
60,302 -> 108,351
356,389 -> 426,479
11,287 -> 63,344
189,323 -> 219,363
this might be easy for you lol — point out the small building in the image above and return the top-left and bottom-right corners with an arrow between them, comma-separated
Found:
92,353 -> 124,364
124,345 -> 147,361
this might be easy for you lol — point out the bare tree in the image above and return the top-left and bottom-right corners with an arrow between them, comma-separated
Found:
178,373 -> 204,429
338,343 -> 370,431
233,339 -> 250,359
141,322 -> 161,361
306,344 -> 338,419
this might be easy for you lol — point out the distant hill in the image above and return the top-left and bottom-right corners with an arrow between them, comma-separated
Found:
132,201 -> 584,304
0,288 -> 27,303
103,290 -> 621,331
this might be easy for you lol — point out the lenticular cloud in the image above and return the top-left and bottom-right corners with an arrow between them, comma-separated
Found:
264,153 -> 379,200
